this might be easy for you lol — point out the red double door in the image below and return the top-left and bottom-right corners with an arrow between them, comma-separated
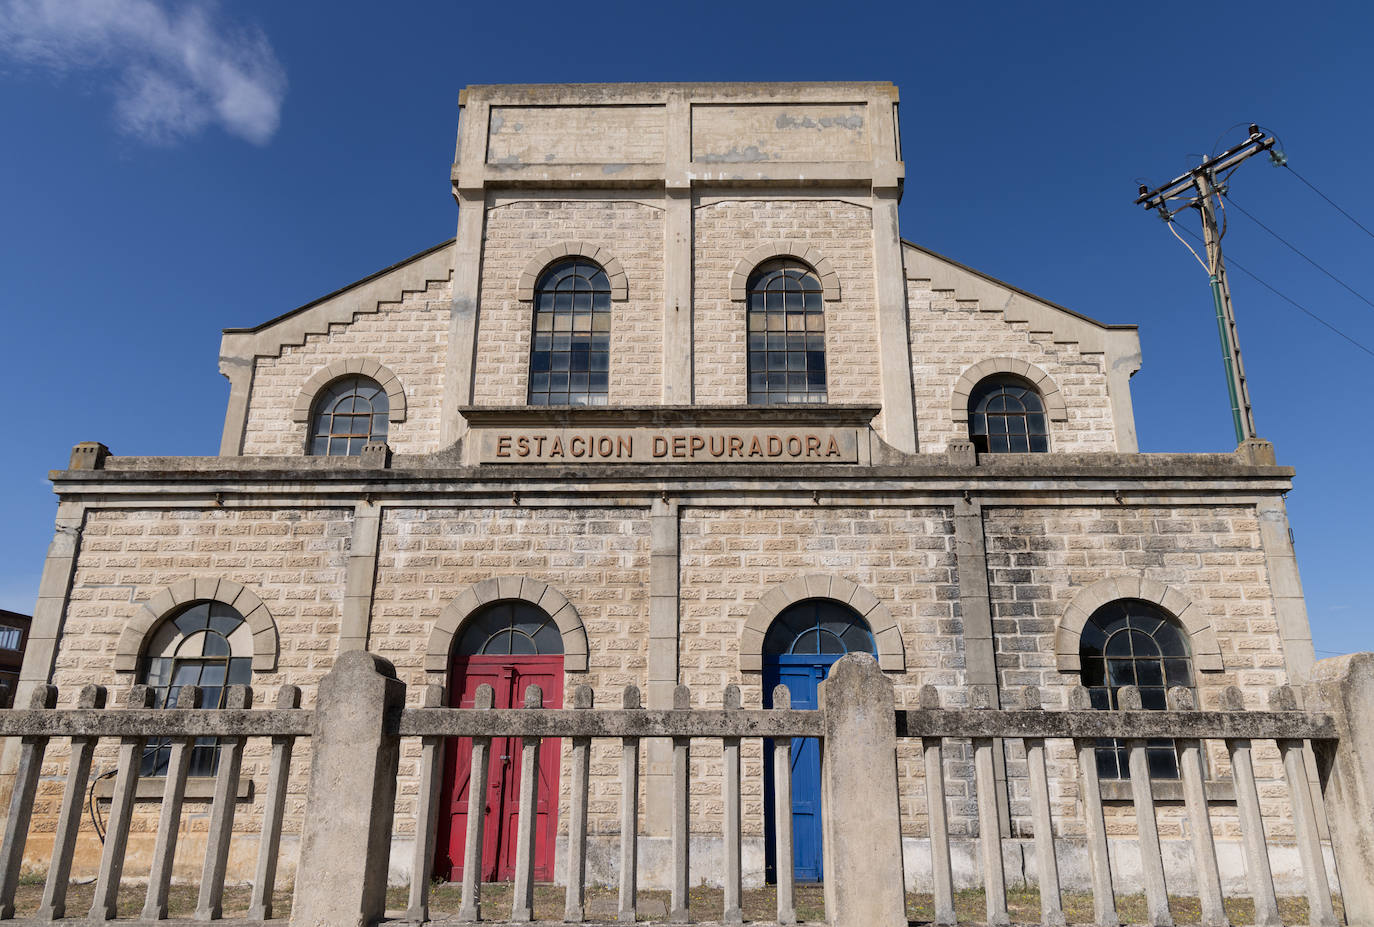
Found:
435,655 -> 563,883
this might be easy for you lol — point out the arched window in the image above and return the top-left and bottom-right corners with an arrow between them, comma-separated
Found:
309,375 -> 389,456
457,601 -> 564,656
1079,599 -> 1194,779
140,601 -> 253,776
969,375 -> 1049,453
747,259 -> 827,405
764,599 -> 874,657
529,259 -> 611,406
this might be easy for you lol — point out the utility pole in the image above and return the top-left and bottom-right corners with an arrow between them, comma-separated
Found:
1136,125 -> 1278,444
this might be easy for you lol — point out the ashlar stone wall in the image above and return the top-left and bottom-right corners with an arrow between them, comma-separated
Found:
982,504 -> 1293,845
240,280 -> 451,456
907,279 -> 1117,453
31,506 -> 352,882
678,505 -> 963,839
473,200 -> 665,406
370,505 -> 651,840
693,199 -> 880,405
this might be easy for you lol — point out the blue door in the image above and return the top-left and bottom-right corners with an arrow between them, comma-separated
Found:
762,599 -> 877,884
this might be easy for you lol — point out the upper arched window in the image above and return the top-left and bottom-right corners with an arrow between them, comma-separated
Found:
747,259 -> 827,405
764,599 -> 874,657
309,375 -> 389,456
969,375 -> 1049,453
1079,599 -> 1194,779
458,601 -> 564,656
140,601 -> 254,776
529,259 -> 611,406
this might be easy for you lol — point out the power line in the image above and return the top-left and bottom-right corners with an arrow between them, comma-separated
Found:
1283,164 -> 1374,242
1222,193 -> 1374,312
1171,221 -> 1374,359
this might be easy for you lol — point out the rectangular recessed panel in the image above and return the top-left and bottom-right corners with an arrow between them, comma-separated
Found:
486,105 -> 666,165
691,103 -> 870,164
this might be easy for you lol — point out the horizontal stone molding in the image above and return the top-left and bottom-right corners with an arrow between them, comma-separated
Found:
289,358 -> 408,424
951,357 -> 1069,425
1055,576 -> 1223,674
740,573 -> 904,673
516,243 -> 629,301
424,575 -> 589,674
114,578 -> 279,674
729,242 -> 840,301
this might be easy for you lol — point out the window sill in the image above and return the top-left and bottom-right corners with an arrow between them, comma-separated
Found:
93,777 -> 254,801
1099,779 -> 1235,802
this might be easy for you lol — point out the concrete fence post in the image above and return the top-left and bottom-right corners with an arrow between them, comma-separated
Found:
290,651 -> 405,927
819,652 -> 906,927
1305,652 -> 1374,925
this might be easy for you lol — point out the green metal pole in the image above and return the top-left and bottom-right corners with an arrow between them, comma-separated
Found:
1210,273 -> 1246,445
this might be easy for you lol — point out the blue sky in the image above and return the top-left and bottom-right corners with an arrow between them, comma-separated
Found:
1,0 -> 1370,658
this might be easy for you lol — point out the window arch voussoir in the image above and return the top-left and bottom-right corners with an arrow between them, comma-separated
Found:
741,573 -> 903,673
1056,576 -> 1223,674
952,358 -> 1067,424
425,575 -> 589,673
114,579 -> 278,674
730,243 -> 840,301
517,243 -> 628,301
291,358 -> 408,424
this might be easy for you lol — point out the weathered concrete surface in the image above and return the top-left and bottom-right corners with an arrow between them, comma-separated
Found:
1306,652 -> 1374,925
290,652 -> 404,927
819,653 -> 905,927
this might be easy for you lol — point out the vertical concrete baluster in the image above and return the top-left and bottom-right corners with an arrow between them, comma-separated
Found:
564,685 -> 593,923
819,653 -> 906,927
918,686 -> 955,927
143,685 -> 203,921
408,684 -> 446,923
1118,686 -> 1173,927
1269,686 -> 1336,927
38,684 -> 105,922
722,684 -> 742,924
0,685 -> 56,918
1069,686 -> 1119,927
1167,687 -> 1228,927
289,652 -> 404,927
196,684 -> 251,922
248,684 -> 299,922
618,685 -> 641,925
90,685 -> 154,922
510,684 -> 542,923
670,684 -> 690,924
1021,687 -> 1065,927
771,685 -> 796,926
458,684 -> 495,923
1221,686 -> 1281,927
972,686 -> 1009,927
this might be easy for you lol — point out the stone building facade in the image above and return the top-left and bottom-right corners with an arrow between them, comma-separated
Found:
16,82 -> 1320,891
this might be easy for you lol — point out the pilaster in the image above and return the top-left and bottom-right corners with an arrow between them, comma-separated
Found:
645,497 -> 680,836
871,188 -> 918,454
340,500 -> 382,652
1257,495 -> 1316,683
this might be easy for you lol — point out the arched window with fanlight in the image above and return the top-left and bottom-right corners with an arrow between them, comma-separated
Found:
1079,599 -> 1194,779
528,258 -> 611,406
968,374 -> 1049,453
140,601 -> 254,776
747,259 -> 827,404
456,601 -> 564,657
308,375 -> 389,456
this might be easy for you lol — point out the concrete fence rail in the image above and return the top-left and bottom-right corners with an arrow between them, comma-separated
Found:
0,651 -> 1369,927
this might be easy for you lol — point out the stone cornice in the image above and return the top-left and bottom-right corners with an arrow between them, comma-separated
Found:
457,404 -> 883,428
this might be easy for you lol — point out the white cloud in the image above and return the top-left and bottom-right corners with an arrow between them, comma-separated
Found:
0,0 -> 286,145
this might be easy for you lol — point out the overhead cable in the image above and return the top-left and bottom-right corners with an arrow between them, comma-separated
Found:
1223,193 -> 1374,312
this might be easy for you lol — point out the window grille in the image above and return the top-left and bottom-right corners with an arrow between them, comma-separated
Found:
457,602 -> 563,656
969,375 -> 1049,453
763,599 -> 874,656
140,601 -> 253,776
309,375 -> 389,456
1079,599 -> 1194,779
747,259 -> 827,405
528,259 -> 611,406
